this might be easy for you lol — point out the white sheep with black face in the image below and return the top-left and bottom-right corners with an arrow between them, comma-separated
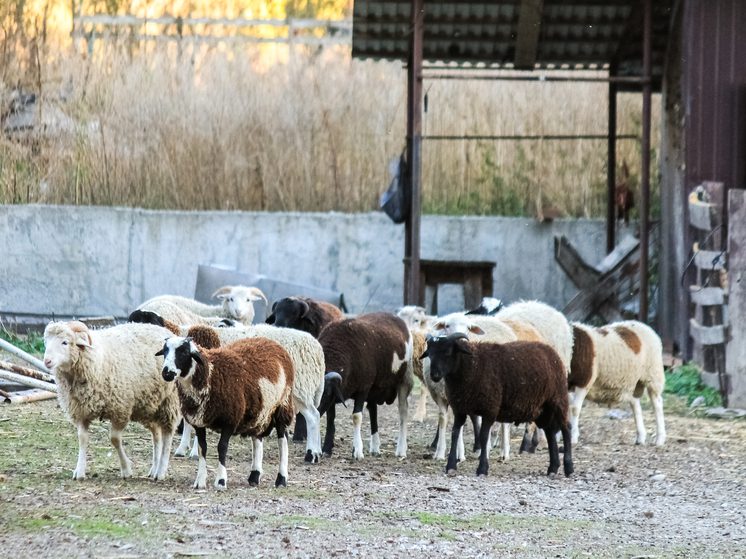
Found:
136,285 -> 267,327
43,321 -> 180,481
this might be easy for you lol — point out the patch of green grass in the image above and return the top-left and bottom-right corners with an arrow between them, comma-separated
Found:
0,327 -> 45,356
665,363 -> 723,407
17,511 -> 140,538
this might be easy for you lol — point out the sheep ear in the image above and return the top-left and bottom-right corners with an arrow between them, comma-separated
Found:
265,313 -> 275,325
189,341 -> 205,367
419,348 -> 429,359
211,286 -> 233,300
74,331 -> 92,348
467,324 -> 485,335
454,338 -> 473,355
298,300 -> 311,319
431,321 -> 446,332
247,288 -> 267,304
154,347 -> 165,357
324,372 -> 346,407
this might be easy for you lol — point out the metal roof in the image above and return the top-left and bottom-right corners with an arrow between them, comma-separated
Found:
352,0 -> 674,90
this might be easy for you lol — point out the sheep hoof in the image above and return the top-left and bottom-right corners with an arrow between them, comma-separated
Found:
275,474 -> 287,488
248,471 -> 261,487
215,478 -> 227,491
304,450 -> 321,464
546,470 -> 558,478
72,471 -> 85,481
446,468 -> 458,477
564,463 -> 574,477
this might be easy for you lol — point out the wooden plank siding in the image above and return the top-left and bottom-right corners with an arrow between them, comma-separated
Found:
659,0 -> 746,359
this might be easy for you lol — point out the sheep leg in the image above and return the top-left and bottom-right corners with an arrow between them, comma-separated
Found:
457,426 -> 466,462
469,414 -> 482,455
433,402 -> 449,460
322,404 -> 336,457
630,397 -> 647,445
193,427 -> 208,490
395,382 -> 410,458
72,421 -> 90,480
276,427 -> 289,488
499,423 -> 511,461
475,417 -> 494,477
368,403 -> 381,456
560,423 -> 574,477
429,425 -> 440,451
292,412 -> 308,443
174,420 -> 193,457
248,437 -> 264,487
570,387 -> 589,445
298,403 -> 322,464
413,386 -> 428,422
351,397 -> 366,460
446,413 -> 467,475
214,429 -> 232,490
110,422 -> 133,479
148,426 -> 163,479
155,425 -> 173,481
545,425 -> 561,476
649,388 -> 666,446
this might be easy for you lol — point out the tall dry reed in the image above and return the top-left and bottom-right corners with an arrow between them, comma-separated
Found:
1,34 -> 660,217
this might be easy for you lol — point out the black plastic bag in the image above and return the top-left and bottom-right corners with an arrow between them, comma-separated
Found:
379,152 -> 410,224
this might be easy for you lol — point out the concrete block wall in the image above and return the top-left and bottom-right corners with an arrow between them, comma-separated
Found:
0,204 -> 631,318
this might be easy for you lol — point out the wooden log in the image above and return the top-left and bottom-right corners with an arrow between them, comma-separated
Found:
0,370 -> 57,393
726,189 -> 746,408
2,388 -> 57,405
689,286 -> 725,306
694,249 -> 726,271
0,360 -> 55,384
0,337 -> 49,373
689,319 -> 726,346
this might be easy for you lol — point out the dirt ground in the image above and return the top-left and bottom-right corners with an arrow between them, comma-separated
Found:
1,388 -> 745,559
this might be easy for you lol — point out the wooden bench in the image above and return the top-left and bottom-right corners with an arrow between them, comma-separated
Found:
406,259 -> 496,314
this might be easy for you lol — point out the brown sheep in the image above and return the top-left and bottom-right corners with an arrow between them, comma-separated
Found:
157,335 -> 295,490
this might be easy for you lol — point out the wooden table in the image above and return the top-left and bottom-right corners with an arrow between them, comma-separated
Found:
406,259 -> 496,314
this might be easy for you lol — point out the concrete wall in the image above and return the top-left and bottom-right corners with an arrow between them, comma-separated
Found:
0,204 -> 631,318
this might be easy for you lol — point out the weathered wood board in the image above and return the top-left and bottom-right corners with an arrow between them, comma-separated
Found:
726,189 -> 746,407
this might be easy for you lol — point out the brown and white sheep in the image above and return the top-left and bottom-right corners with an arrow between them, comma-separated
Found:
157,335 -> 295,490
422,333 -> 573,478
317,312 -> 413,460
571,320 -> 666,446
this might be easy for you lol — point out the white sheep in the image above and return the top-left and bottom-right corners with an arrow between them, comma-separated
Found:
177,323 -> 325,463
43,321 -> 180,481
579,320 -> 666,446
137,285 -> 267,327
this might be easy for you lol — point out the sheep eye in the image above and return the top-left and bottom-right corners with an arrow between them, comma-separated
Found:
62,341 -> 69,346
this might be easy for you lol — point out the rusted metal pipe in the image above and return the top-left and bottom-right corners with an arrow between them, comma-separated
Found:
639,0 -> 652,323
0,360 -> 55,384
607,65 -> 618,254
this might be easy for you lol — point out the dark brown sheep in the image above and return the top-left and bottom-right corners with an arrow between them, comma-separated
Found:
266,295 -> 344,442
157,335 -> 295,490
317,312 -> 413,459
422,333 -> 573,478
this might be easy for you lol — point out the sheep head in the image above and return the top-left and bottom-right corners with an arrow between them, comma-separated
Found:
266,297 -> 310,329
157,336 -> 203,382
421,333 -> 472,382
430,313 -> 485,337
212,285 -> 267,323
43,320 -> 92,372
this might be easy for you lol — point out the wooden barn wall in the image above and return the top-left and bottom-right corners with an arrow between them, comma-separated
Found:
660,0 -> 746,358
684,0 -> 746,196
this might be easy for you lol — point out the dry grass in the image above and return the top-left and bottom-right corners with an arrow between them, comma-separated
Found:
1,9 -> 660,218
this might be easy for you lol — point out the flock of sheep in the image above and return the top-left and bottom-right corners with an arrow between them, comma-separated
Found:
40,286 -> 667,490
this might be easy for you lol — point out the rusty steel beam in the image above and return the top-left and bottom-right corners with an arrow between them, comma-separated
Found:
404,0 -> 424,305
639,0 -> 652,322
607,63 -> 618,254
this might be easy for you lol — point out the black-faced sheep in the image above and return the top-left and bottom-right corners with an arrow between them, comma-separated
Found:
137,285 -> 267,327
158,335 -> 295,490
422,333 -> 573,478
265,296 -> 344,337
185,323 -> 325,463
317,312 -> 413,460
43,321 -> 180,481
572,320 -> 666,446
265,295 -> 343,442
